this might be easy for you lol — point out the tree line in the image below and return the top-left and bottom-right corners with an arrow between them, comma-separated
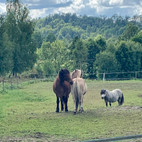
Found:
1,0 -> 142,79
35,32 -> 142,79
34,14 -> 142,79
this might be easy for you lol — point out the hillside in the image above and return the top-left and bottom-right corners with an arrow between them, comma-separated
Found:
33,14 -> 142,44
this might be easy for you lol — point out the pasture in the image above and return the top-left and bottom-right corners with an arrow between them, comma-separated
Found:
0,80 -> 142,141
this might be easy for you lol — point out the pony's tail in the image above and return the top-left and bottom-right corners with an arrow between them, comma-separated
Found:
74,80 -> 79,111
76,96 -> 79,111
119,93 -> 124,105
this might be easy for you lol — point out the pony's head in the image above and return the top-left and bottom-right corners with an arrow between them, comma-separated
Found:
100,89 -> 106,99
72,69 -> 82,79
59,69 -> 73,85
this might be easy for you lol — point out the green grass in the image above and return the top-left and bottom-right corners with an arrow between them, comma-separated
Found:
0,80 -> 142,141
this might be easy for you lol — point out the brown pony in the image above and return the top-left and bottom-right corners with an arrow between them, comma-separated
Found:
53,69 -> 73,112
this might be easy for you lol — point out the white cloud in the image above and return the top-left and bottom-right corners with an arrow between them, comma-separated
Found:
55,0 -> 85,14
109,0 -> 123,6
88,0 -> 99,8
29,8 -> 47,19
87,0 -> 109,14
25,0 -> 44,2
56,0 -> 73,4
1,0 -> 142,18
132,5 -> 142,15
0,3 -> 6,14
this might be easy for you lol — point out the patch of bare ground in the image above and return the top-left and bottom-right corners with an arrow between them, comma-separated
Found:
138,94 -> 142,98
0,134 -> 76,142
115,106 -> 142,110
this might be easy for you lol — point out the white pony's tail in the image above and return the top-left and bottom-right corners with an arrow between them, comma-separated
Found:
74,79 -> 80,111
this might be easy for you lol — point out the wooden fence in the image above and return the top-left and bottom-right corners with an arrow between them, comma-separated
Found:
1,71 -> 142,92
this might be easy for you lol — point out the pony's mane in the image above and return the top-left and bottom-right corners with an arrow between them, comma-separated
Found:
59,69 -> 70,84
72,69 -> 82,79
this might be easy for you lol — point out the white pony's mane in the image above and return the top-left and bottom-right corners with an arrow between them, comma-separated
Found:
71,69 -> 82,79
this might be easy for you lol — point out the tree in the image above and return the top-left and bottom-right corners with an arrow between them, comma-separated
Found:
95,35 -> 106,51
6,0 -> 37,76
115,41 -> 142,74
95,51 -> 119,79
0,15 -> 13,76
32,31 -> 42,48
86,38 -> 101,78
120,23 -> 139,40
115,41 -> 130,72
69,37 -> 88,71
45,32 -> 56,43
132,30 -> 142,44
37,40 -> 69,76
36,41 -> 55,76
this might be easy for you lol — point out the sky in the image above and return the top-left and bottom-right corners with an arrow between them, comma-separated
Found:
0,0 -> 142,19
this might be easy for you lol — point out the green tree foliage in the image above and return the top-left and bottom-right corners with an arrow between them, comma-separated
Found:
1,8 -> 142,79
116,41 -> 130,72
95,51 -> 119,79
37,40 -> 69,76
86,37 -> 106,78
132,30 -> 142,44
86,39 -> 99,78
95,35 -> 106,51
115,41 -> 142,72
120,23 -> 139,40
34,13 -> 134,44
69,37 -> 88,70
33,14 -> 142,79
36,41 -> 55,76
45,32 -> 56,43
58,25 -> 85,41
0,16 -> 13,75
6,0 -> 37,76
32,31 -> 42,48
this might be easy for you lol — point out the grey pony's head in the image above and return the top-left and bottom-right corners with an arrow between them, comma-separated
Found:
100,89 -> 106,99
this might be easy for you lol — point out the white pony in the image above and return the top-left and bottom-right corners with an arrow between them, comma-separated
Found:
71,69 -> 87,114
100,89 -> 124,107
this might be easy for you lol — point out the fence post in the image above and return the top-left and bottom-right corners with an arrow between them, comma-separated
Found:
135,71 -> 137,79
2,78 -> 5,92
10,77 -> 13,89
103,73 -> 105,82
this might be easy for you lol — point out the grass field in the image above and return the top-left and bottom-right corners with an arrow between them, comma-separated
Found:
0,80 -> 142,141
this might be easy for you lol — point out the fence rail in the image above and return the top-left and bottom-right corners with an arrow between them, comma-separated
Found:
0,71 -> 142,92
82,134 -> 142,142
83,71 -> 142,80
0,77 -> 52,92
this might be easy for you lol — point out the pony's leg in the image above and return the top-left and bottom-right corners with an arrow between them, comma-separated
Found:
72,94 -> 77,114
105,101 -> 108,107
74,100 -> 77,114
61,97 -> 64,111
74,106 -> 77,114
73,102 -> 77,114
109,102 -> 111,107
56,96 -> 59,112
79,95 -> 84,112
64,96 -> 68,112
